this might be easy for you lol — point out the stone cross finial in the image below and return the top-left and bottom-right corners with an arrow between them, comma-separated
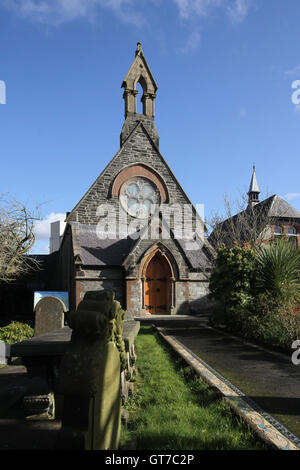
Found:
136,42 -> 142,56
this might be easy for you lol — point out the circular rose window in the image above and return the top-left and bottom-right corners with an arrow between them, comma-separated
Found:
120,177 -> 160,218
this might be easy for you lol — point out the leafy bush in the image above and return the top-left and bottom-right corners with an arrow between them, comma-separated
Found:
209,241 -> 300,351
211,293 -> 300,350
254,239 -> 300,304
0,321 -> 34,344
209,243 -> 255,311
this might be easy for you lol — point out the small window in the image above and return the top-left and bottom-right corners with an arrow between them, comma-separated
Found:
288,227 -> 297,235
274,226 -> 282,235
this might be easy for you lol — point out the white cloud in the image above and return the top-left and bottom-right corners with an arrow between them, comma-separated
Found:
1,0 -> 144,26
285,65 -> 300,77
172,0 -> 251,22
239,106 -> 247,118
34,212 -> 66,240
1,0 -> 252,26
227,0 -> 250,24
180,29 -> 201,53
173,0 -> 224,19
282,193 -> 300,201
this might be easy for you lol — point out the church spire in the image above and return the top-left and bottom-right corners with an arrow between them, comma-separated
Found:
248,165 -> 260,208
121,42 -> 158,118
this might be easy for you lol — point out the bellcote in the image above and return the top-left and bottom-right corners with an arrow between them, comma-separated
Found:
120,43 -> 159,148
122,42 -> 158,118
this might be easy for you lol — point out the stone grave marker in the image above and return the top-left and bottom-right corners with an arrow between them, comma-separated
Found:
34,296 -> 66,336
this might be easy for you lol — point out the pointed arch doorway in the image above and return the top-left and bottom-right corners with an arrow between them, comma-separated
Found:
144,250 -> 173,315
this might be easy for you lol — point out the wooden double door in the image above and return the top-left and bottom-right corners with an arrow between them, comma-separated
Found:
145,252 -> 171,314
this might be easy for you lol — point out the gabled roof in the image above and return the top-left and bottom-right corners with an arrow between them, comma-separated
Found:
121,215 -> 213,272
209,193 -> 300,247
70,220 -> 213,270
268,195 -> 300,219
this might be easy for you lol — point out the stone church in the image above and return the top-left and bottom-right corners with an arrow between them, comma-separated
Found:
57,43 -> 214,316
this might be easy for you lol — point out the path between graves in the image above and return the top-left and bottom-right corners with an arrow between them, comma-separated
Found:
138,317 -> 300,449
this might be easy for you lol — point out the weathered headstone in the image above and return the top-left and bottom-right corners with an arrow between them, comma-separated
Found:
34,296 -> 66,337
57,291 -> 125,450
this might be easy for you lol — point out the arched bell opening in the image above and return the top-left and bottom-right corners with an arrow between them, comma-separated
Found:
136,81 -> 144,115
142,248 -> 175,315
122,43 -> 158,118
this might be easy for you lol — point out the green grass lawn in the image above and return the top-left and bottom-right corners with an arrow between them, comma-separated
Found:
120,326 -> 266,450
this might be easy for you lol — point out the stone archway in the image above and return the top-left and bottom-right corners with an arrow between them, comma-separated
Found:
143,249 -> 174,315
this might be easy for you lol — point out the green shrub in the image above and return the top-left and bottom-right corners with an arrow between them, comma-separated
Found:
209,240 -> 300,351
211,293 -> 300,351
0,321 -> 34,344
209,243 -> 255,311
254,239 -> 300,304
253,295 -> 300,350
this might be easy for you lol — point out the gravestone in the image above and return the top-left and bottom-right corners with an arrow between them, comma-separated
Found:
57,291 -> 124,450
34,296 -> 66,337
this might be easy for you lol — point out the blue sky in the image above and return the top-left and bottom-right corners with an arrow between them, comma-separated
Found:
0,0 -> 299,253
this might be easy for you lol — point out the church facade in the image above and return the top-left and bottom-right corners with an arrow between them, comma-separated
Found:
58,43 -> 213,316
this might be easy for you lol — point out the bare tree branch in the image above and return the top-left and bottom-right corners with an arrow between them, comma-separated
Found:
0,195 -> 41,282
207,192 -> 274,250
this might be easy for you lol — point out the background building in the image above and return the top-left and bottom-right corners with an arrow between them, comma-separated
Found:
209,166 -> 300,248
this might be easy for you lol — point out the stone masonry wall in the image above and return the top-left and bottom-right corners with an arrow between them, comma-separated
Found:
75,268 -> 124,307
68,122 -> 195,230
187,281 -> 211,314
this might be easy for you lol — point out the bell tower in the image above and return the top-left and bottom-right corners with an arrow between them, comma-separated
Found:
120,43 -> 159,147
122,42 -> 157,117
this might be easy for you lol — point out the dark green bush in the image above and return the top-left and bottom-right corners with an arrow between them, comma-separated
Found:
209,241 -> 300,351
209,243 -> 256,311
254,239 -> 300,304
0,321 -> 34,344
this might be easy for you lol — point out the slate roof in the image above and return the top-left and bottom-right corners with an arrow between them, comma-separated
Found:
176,238 -> 213,270
268,195 -> 300,219
208,194 -> 300,247
71,222 -> 212,270
71,223 -> 136,266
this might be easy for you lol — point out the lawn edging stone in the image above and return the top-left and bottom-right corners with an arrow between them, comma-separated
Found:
155,326 -> 300,451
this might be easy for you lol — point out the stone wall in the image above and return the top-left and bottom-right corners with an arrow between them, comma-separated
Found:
67,122 -> 194,228
125,278 -> 142,316
120,114 -> 159,148
126,277 -> 210,317
75,268 -> 124,309
187,280 -> 211,314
